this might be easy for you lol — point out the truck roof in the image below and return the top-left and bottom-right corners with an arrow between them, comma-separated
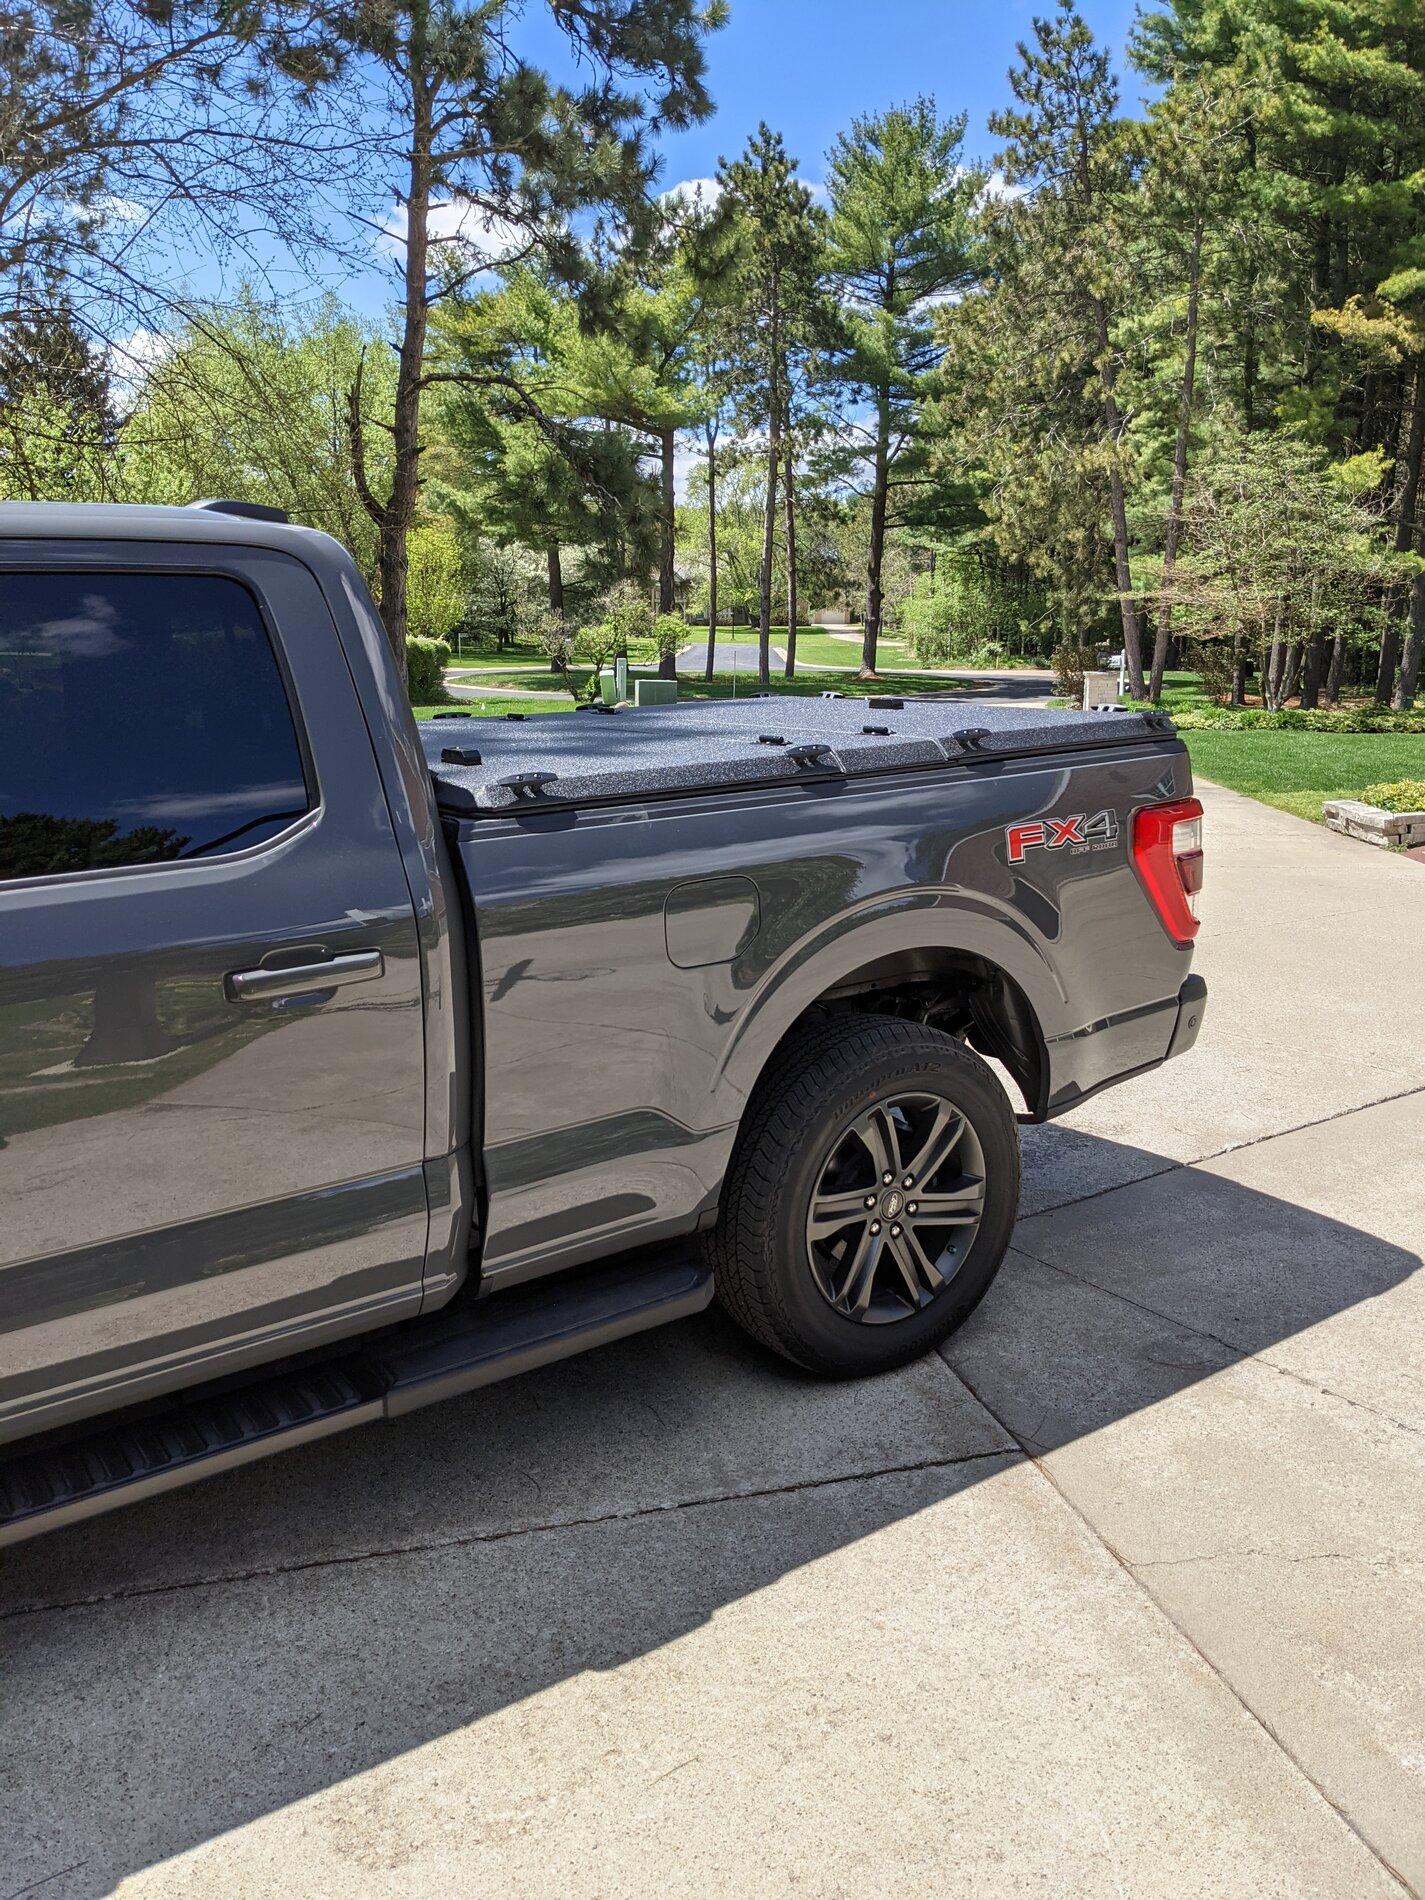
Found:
422,695 -> 1178,815
0,500 -> 337,558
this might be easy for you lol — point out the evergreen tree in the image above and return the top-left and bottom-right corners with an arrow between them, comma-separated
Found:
324,0 -> 721,669
717,125 -> 826,686
820,99 -> 982,676
989,8 -> 1148,691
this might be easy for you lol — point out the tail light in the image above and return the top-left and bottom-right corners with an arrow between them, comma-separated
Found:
1132,798 -> 1203,945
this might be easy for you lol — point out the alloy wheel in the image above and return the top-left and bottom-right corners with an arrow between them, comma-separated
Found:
803,1091 -> 986,1326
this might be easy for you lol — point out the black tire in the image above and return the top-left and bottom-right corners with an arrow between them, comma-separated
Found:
705,1014 -> 1019,1378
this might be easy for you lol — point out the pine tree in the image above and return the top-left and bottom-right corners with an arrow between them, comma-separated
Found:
990,8 -> 1148,692
328,0 -> 720,670
717,125 -> 826,687
820,100 -> 981,677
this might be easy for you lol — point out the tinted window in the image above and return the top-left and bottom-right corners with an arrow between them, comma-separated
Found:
0,570 -> 310,880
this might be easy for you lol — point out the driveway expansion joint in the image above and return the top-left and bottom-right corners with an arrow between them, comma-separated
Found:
1010,1239 -> 1425,1446
943,1357 -> 1416,1897
0,1445 -> 1018,1624
1024,1079 -> 1425,1222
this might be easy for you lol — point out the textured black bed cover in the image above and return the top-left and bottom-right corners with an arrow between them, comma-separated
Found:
421,694 -> 1178,815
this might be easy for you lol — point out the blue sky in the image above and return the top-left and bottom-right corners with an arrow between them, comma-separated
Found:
158,1 -> 1150,328
638,0 -> 1147,198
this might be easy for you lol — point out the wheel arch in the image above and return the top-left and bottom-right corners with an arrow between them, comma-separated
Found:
721,905 -> 1057,1125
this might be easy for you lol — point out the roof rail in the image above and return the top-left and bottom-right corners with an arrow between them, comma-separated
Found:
189,498 -> 290,523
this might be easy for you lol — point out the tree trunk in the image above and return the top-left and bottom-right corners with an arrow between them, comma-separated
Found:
1396,514 -> 1425,711
547,544 -> 564,615
783,433 -> 798,678
657,425 -> 677,679
1282,639 -> 1303,706
1378,362 -> 1425,702
1093,293 -> 1145,697
704,426 -> 718,683
757,306 -> 781,690
1151,214 -> 1202,703
1300,578 -> 1325,710
1325,631 -> 1347,706
370,83 -> 435,676
1231,645 -> 1249,707
860,386 -> 891,679
1263,603 -> 1288,710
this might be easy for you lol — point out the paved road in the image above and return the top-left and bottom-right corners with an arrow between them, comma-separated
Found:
4,784 -> 1423,1897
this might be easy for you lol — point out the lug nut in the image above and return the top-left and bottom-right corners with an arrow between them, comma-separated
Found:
864,1195 -> 877,1208
870,1221 -> 881,1234
890,1224 -> 902,1238
907,1202 -> 918,1215
882,1172 -> 893,1184
902,1176 -> 914,1188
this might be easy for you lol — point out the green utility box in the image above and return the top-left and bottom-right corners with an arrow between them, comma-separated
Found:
635,679 -> 678,707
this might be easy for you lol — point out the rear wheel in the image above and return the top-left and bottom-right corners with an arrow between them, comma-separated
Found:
706,1015 -> 1019,1377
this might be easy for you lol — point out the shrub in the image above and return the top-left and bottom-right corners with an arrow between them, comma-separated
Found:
406,524 -> 468,644
406,635 -> 452,703
1362,779 -> 1425,813
1051,641 -> 1097,701
1170,706 -> 1425,734
650,613 -> 685,665
1188,638 -> 1234,704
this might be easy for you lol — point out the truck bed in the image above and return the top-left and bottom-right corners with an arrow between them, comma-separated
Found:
422,695 -> 1177,814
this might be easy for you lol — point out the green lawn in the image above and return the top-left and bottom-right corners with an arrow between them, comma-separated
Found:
414,696 -> 570,719
429,664 -> 972,706
1185,730 -> 1425,823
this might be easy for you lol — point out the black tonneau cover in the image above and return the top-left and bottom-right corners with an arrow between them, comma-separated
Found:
421,695 -> 1177,816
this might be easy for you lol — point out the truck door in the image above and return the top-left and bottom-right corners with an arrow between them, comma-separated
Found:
0,545 -> 429,1440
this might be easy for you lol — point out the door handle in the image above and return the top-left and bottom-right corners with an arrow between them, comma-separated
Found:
224,950 -> 385,1004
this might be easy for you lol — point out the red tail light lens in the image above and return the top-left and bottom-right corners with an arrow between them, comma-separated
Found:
1132,798 -> 1203,946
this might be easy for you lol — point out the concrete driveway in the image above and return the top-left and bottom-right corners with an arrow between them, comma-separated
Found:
3,781 -> 1423,1898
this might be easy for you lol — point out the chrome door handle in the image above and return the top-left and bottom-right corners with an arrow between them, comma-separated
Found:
224,949 -> 385,1004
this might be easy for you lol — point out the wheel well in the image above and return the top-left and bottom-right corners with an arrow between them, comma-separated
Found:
765,948 -> 1048,1120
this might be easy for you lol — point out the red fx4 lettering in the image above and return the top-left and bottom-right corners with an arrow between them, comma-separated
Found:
1006,810 -> 1118,864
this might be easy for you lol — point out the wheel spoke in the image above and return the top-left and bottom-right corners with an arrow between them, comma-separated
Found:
903,1104 -> 966,1187
888,1225 -> 945,1301
858,1104 -> 902,1181
808,1190 -> 872,1241
834,1224 -> 884,1318
909,1181 -> 984,1223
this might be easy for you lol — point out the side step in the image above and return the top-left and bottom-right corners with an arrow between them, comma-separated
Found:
0,1251 -> 712,1548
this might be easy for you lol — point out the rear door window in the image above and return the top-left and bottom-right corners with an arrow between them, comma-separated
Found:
0,570 -> 311,880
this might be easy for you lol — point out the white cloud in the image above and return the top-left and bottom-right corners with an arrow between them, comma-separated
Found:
977,170 -> 1029,207
105,326 -> 171,403
659,176 -> 723,211
92,193 -> 147,227
375,199 -> 530,274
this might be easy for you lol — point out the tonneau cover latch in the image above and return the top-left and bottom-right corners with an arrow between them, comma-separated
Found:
497,770 -> 560,799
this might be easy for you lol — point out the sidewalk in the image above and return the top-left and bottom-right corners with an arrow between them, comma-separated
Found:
3,782 -> 1421,1897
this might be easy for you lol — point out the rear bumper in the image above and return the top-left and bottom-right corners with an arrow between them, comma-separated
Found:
1039,975 -> 1207,1121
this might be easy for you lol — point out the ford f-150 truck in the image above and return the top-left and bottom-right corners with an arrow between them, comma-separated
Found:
0,501 -> 1206,1545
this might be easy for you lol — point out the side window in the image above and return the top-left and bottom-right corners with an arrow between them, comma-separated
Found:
0,570 -> 311,881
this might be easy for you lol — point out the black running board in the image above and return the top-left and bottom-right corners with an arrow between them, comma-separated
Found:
0,1250 -> 712,1548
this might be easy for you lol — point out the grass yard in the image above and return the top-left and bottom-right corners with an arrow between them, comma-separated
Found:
428,664 -> 972,706
413,696 -> 571,719
1185,730 -> 1425,823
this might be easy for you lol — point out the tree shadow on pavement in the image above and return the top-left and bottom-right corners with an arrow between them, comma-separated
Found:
0,1127 -> 1416,1900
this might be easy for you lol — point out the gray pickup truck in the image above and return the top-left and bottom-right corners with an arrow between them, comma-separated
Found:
0,502 -> 1206,1544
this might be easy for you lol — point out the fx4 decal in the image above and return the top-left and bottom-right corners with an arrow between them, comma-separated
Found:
1005,809 -> 1119,864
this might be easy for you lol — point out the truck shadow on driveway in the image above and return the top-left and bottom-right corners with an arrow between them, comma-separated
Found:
1,1127 -> 1417,1898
